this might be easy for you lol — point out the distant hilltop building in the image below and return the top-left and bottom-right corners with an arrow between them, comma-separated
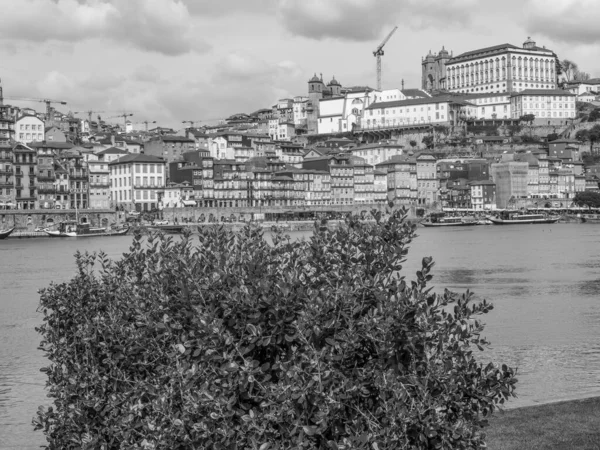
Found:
422,37 -> 559,94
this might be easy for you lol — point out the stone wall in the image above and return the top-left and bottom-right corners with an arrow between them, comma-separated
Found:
0,209 -> 118,230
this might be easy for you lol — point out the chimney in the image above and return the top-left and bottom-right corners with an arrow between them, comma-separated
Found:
111,135 -> 115,146
402,79 -> 405,90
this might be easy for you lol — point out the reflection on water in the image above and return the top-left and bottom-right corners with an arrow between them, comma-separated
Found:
2,225 -> 600,447
405,224 -> 600,408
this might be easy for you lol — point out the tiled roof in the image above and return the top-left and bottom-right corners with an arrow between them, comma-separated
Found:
452,44 -> 519,60
96,146 -> 128,155
158,135 -> 195,143
29,141 -> 74,149
351,142 -> 403,151
512,89 -> 575,96
109,154 -> 165,165
401,89 -> 430,98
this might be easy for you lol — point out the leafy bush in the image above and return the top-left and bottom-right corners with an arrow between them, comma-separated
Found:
35,210 -> 517,449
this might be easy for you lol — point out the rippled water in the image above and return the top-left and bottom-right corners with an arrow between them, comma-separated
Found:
1,224 -> 600,448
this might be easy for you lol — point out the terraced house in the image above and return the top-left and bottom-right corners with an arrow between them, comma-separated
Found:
109,154 -> 165,212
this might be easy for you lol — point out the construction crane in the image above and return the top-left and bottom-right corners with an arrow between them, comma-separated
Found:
373,25 -> 398,91
4,96 -> 67,118
106,112 -> 134,129
182,120 -> 199,128
73,110 -> 118,123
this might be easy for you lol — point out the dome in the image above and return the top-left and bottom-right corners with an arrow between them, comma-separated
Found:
309,73 -> 322,83
438,46 -> 449,57
425,50 -> 435,61
328,76 -> 341,86
523,36 -> 536,48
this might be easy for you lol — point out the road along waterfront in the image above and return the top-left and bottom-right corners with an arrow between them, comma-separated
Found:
1,223 -> 600,448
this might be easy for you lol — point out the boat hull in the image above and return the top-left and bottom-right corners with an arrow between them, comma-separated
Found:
45,227 -> 130,237
422,221 -> 478,227
488,217 -> 560,225
0,227 -> 15,239
581,215 -> 600,223
147,225 -> 185,233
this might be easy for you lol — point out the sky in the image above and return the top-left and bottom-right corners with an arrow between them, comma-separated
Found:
0,0 -> 598,130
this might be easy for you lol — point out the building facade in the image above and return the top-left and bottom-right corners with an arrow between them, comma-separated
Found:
109,154 -> 166,212
510,89 -> 576,124
423,38 -> 559,94
15,114 -> 44,144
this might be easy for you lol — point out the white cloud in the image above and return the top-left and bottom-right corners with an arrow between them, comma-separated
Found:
0,0 -> 209,56
525,0 -> 600,46
278,0 -> 478,41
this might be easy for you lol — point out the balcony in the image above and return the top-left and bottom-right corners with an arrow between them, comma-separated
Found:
14,171 -> 23,177
38,175 -> 55,182
70,174 -> 88,181
38,187 -> 56,194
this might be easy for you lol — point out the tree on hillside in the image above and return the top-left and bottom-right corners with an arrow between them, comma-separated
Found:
422,135 -> 434,149
588,108 -> 600,122
588,124 -> 600,152
574,70 -> 591,82
561,59 -> 579,82
409,139 -> 417,148
546,132 -> 559,142
34,212 -> 517,450
506,123 -> 523,137
519,114 -> 536,137
575,128 -> 590,143
573,191 -> 600,208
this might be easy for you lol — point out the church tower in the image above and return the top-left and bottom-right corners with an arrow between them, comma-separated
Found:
422,50 -> 437,91
327,76 -> 342,96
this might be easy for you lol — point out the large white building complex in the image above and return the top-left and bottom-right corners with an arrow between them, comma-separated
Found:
422,37 -> 559,94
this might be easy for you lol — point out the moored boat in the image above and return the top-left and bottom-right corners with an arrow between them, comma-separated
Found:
0,227 -> 15,240
146,224 -> 185,234
580,214 -> 600,223
487,212 -> 561,225
421,216 -> 478,227
45,221 -> 129,237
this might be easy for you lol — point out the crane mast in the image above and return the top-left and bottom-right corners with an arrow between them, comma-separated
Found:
373,26 -> 398,91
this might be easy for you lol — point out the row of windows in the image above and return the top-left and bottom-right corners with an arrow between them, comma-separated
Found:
19,124 -> 43,131
18,133 -> 43,141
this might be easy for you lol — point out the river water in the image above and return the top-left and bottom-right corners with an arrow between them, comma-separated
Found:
1,224 -> 600,448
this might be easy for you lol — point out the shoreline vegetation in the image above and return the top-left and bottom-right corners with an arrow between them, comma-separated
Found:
35,209 -> 517,449
486,396 -> 600,450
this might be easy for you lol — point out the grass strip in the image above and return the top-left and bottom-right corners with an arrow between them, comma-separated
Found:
485,396 -> 600,450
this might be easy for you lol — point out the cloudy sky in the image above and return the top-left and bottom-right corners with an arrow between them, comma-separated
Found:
0,0 -> 597,130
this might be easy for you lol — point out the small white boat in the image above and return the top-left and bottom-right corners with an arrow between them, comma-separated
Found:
45,221 -> 129,237
421,215 -> 478,227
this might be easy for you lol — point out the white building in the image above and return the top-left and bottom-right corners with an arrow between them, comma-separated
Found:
15,114 -> 44,143
564,78 -> 600,96
292,96 -> 308,127
510,89 -> 576,124
316,88 -> 377,134
577,91 -> 596,103
442,37 -> 559,94
362,95 -> 477,128
463,93 -> 512,120
268,119 -> 279,140
277,122 -> 295,140
350,141 -> 404,166
109,154 -> 166,212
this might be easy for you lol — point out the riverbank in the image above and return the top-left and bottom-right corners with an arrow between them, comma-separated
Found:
486,396 -> 600,449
